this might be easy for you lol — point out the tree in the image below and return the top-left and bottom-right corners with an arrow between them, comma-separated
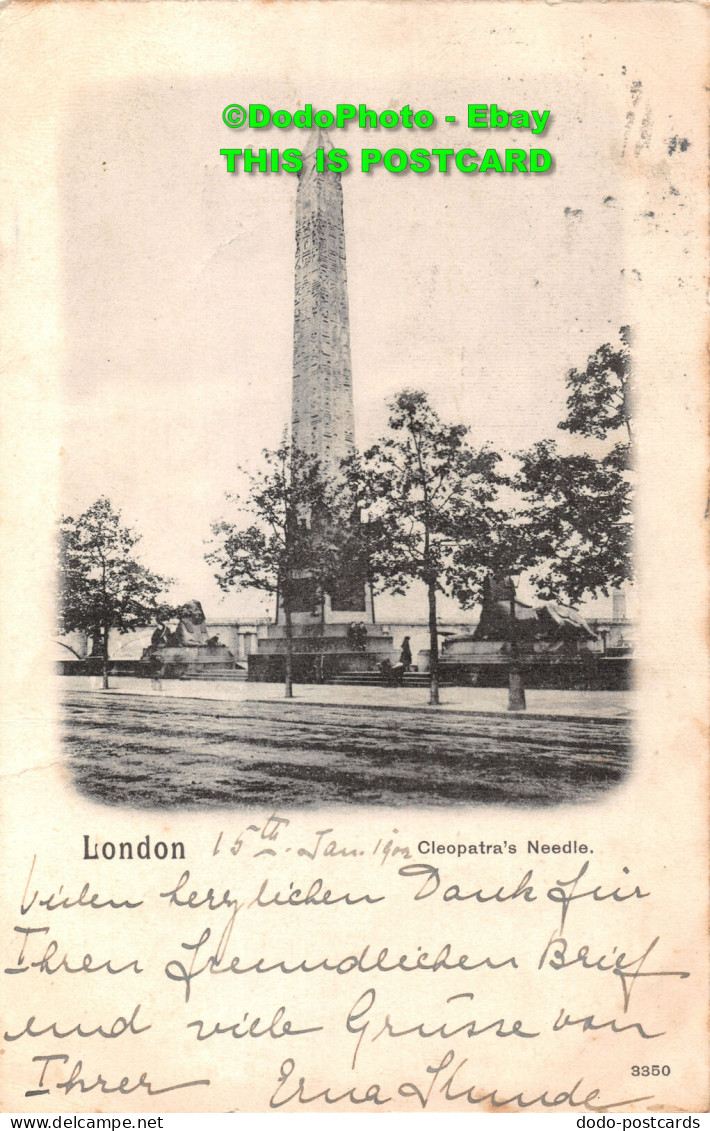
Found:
559,325 -> 632,441
515,327 -> 634,605
349,390 -> 508,706
58,497 -> 175,689
206,442 -> 343,698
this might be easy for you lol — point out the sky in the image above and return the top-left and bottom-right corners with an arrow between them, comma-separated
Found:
56,9 -> 642,623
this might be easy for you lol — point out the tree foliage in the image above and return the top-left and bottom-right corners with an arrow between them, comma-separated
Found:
515,327 -> 634,605
207,442 -> 345,603
349,390 -> 513,703
206,441 -> 345,696
58,497 -> 175,686
559,325 -> 632,441
514,441 -> 632,604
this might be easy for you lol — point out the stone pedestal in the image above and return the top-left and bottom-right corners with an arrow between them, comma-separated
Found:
249,621 -> 394,683
441,639 -> 511,664
143,644 -> 238,679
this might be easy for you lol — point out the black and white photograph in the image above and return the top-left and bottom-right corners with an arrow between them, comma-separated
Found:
1,1 -> 707,1117
55,69 -> 636,812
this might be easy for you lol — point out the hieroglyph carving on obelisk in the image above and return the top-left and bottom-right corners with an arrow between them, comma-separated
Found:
292,132 -> 355,480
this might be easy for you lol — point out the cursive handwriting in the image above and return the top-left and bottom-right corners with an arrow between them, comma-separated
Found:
9,840 -> 692,1113
26,1054 -> 209,1097
160,870 -> 243,912
551,1007 -> 664,1039
398,863 -> 537,904
269,1052 -> 654,1110
6,927 -> 142,976
538,932 -> 689,1011
249,876 -> 385,908
160,870 -> 384,915
5,1004 -> 149,1041
346,988 -> 539,1068
187,1005 -> 322,1040
20,856 -> 143,915
546,862 -> 650,933
212,813 -> 291,858
165,909 -> 517,1003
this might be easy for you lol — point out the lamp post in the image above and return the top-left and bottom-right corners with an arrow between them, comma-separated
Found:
507,575 -> 526,711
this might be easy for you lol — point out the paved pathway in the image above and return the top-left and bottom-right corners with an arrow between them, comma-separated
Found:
62,690 -> 632,810
61,676 -> 632,720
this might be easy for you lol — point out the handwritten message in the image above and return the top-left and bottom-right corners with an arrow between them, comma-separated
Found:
1,813 -> 695,1113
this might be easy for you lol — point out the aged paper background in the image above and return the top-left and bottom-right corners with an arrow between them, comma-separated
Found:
1,0 -> 708,1115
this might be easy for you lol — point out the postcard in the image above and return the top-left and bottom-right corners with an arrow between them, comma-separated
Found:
0,0 -> 707,1115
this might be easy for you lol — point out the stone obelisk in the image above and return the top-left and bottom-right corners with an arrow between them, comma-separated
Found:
292,130 -> 355,479
250,130 -> 393,680
290,130 -> 370,621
